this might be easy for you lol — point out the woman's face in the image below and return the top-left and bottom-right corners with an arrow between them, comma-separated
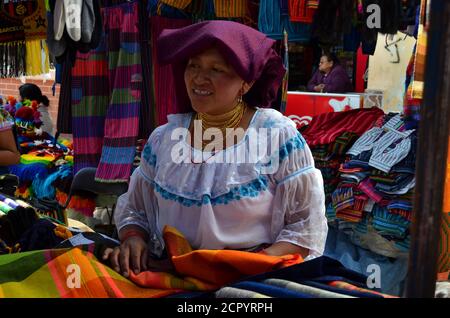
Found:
318,56 -> 333,73
184,47 -> 247,115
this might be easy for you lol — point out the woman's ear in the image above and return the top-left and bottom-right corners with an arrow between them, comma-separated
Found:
242,80 -> 255,95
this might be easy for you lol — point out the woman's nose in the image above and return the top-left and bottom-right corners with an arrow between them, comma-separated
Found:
193,69 -> 210,83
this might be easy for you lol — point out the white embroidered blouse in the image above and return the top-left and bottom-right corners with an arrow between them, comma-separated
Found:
114,108 -> 328,260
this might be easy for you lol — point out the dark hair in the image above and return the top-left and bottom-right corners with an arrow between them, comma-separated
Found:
322,52 -> 340,65
19,83 -> 49,106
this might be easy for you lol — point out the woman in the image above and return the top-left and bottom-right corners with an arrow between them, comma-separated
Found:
103,21 -> 328,277
19,83 -> 54,136
0,107 -> 20,174
307,53 -> 353,93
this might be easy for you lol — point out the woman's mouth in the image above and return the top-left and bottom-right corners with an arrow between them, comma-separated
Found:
192,88 -> 213,96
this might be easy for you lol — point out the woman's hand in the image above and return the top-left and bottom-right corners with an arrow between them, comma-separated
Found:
313,84 -> 325,92
102,236 -> 148,277
261,241 -> 309,259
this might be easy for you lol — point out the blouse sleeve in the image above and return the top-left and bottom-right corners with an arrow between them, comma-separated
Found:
270,124 -> 328,260
114,125 -> 164,235
0,108 -> 14,132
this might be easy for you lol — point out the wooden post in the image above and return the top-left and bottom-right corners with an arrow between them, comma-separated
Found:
405,0 -> 450,298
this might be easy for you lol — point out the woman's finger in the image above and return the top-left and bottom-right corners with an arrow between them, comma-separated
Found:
119,245 -> 130,277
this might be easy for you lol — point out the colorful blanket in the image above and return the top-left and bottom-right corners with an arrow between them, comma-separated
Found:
0,226 -> 302,297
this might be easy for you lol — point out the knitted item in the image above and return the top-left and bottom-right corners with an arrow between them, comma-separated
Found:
46,9 -> 67,57
64,0 -> 82,41
53,0 -> 65,41
81,0 -> 95,43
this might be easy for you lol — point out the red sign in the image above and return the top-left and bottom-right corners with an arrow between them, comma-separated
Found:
284,92 -> 362,128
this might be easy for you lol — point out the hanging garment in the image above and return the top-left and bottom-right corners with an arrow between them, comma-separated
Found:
0,1 -> 26,77
22,0 -> 49,76
56,54 -> 73,134
311,0 -> 353,47
411,0 -> 428,99
289,0 -> 318,24
136,0 -> 155,139
71,1 -> 142,183
258,0 -> 311,41
213,0 -> 247,18
150,16 -> 191,126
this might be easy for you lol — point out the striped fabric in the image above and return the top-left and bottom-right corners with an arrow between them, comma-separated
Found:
328,281 -> 397,298
213,0 -> 247,18
301,108 -> 384,147
258,0 -> 312,41
71,49 -> 109,175
160,0 -> 192,9
0,225 -> 302,297
438,212 -> 450,272
0,245 -> 175,298
307,0 -> 319,9
289,0 -> 317,23
95,2 -> 142,182
71,1 -> 142,183
443,140 -> 450,271
412,0 -> 428,99
332,186 -> 354,212
263,278 -> 355,298
372,206 -> 410,239
150,16 -> 192,126
357,178 -> 384,204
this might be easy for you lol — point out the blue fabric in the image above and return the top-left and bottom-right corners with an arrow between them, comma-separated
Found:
258,0 -> 311,41
232,281 -> 313,298
240,255 -> 368,287
323,227 -> 408,296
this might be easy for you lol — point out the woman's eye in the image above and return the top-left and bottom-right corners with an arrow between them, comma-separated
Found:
212,68 -> 223,73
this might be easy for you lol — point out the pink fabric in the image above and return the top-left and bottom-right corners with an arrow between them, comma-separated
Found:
150,16 -> 192,126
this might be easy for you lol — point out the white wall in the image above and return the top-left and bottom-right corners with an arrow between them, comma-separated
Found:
368,32 -> 416,113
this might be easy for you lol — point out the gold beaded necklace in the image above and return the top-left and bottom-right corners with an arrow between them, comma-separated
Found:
195,101 -> 247,149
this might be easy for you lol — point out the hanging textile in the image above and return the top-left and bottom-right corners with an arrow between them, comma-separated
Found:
0,1 -> 26,77
150,16 -> 192,126
0,0 -> 49,77
160,0 -> 192,10
439,138 -> 450,273
71,0 -> 142,183
258,0 -> 311,41
289,0 -> 318,24
411,0 -> 429,99
137,0 -> 156,139
213,0 -> 247,18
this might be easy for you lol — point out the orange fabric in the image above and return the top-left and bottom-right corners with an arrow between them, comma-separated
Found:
444,138 -> 450,212
130,226 -> 303,290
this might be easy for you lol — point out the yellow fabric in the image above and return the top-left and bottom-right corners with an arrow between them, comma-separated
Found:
213,0 -> 247,18
25,39 -> 49,76
160,0 -> 192,9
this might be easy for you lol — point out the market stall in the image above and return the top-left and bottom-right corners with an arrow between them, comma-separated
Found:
0,0 -> 447,299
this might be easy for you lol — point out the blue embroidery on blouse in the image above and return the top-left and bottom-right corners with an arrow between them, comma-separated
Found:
142,144 -> 157,167
151,176 -> 269,207
278,133 -> 306,161
262,133 -> 306,169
